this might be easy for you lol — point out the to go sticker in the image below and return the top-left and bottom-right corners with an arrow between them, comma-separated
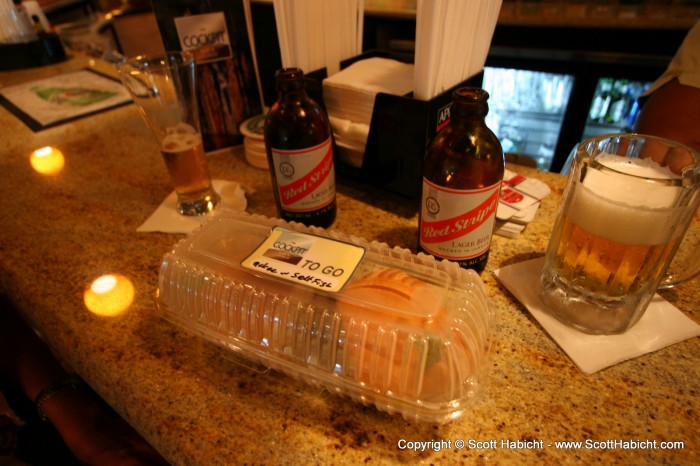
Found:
241,227 -> 366,292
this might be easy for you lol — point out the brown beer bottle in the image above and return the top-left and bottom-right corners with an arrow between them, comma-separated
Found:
264,68 -> 336,228
419,87 -> 504,273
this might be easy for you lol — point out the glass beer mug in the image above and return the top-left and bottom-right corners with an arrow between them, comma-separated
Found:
540,134 -> 700,334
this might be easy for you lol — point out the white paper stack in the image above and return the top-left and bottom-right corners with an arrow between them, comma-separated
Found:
272,0 -> 363,76
413,0 -> 502,100
328,116 -> 369,168
322,57 -> 414,167
323,57 -> 414,125
495,169 -> 551,238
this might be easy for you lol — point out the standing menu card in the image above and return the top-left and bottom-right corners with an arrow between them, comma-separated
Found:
150,0 -> 263,151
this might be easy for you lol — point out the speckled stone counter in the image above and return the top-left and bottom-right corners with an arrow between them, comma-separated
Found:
1,55 -> 698,465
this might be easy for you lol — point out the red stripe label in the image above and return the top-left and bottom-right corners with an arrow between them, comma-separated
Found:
421,189 -> 499,244
272,138 -> 335,212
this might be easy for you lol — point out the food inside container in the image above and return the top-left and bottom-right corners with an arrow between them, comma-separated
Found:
157,209 -> 494,423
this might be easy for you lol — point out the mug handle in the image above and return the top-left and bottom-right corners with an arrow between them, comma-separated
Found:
659,210 -> 700,289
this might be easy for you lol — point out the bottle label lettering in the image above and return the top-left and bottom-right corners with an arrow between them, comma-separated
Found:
420,178 -> 501,260
175,13 -> 232,63
271,138 -> 335,212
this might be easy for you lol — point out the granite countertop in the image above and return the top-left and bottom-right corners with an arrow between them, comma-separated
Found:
1,55 -> 697,465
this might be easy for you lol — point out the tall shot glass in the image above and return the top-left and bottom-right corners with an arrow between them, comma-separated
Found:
539,134 -> 700,334
116,51 -> 219,216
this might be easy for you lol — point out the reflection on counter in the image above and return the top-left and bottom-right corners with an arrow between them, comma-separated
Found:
83,274 -> 135,317
30,146 -> 65,175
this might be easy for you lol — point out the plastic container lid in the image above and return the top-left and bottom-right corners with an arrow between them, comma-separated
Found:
157,209 -> 494,423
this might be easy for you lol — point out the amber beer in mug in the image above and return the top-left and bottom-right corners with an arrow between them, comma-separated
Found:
116,52 -> 219,215
540,134 -> 700,334
160,124 -> 217,212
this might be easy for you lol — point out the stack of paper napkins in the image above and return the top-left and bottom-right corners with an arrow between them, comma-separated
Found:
413,0 -> 502,100
323,57 -> 414,167
327,116 -> 370,168
495,169 -> 551,238
272,0 -> 364,76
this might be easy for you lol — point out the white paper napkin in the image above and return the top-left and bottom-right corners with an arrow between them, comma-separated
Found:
273,0 -> 363,76
137,179 -> 247,234
413,0 -> 502,100
493,257 -> 700,375
323,57 -> 415,126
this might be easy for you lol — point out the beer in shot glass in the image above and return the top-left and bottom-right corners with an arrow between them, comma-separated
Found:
116,51 -> 219,216
539,133 -> 700,334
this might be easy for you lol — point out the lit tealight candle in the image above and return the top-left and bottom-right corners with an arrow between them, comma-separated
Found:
83,274 -> 135,317
30,146 -> 65,175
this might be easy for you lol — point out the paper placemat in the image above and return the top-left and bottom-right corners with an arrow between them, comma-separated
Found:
0,69 -> 132,131
137,179 -> 247,234
494,257 -> 700,375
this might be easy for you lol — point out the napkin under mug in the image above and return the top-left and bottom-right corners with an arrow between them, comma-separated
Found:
494,257 -> 700,375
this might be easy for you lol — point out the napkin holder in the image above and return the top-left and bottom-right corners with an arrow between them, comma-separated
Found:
306,50 -> 483,199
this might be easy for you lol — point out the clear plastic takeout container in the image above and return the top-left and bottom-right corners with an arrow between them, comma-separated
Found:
157,209 -> 494,424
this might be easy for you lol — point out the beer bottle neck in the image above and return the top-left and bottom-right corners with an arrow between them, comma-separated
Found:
451,87 -> 490,121
452,105 -> 488,122
275,68 -> 308,101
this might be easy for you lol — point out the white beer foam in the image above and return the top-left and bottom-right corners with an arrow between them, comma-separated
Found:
573,155 -> 683,245
162,123 -> 201,152
583,154 -> 682,209
596,153 -> 681,179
